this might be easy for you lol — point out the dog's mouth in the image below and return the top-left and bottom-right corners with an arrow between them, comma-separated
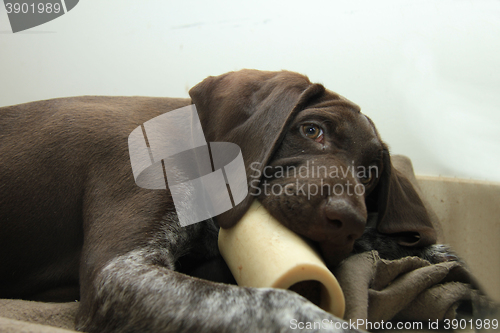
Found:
314,232 -> 422,267
313,239 -> 355,268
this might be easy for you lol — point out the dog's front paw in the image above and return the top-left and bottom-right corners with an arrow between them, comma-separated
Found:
257,288 -> 364,333
419,243 -> 462,264
352,227 -> 463,265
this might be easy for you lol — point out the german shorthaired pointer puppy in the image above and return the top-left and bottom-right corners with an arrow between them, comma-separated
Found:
0,70 -> 441,332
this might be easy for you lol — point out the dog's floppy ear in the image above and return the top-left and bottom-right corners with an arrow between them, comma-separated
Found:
189,69 -> 325,229
370,149 -> 437,247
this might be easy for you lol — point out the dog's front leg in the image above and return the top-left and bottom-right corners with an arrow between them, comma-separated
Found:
75,244 -> 361,333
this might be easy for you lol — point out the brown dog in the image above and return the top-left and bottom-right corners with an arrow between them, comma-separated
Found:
0,70 -> 437,332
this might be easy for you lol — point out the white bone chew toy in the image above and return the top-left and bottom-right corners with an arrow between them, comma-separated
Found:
218,200 -> 345,318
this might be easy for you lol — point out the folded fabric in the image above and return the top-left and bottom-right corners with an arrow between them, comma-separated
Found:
333,250 -> 499,332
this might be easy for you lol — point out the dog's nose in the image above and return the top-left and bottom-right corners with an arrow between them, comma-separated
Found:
323,197 -> 366,242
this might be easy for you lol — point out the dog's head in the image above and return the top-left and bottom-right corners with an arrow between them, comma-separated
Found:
189,69 -> 436,266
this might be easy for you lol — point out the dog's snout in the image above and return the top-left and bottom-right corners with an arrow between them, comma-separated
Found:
317,197 -> 367,267
324,197 -> 366,241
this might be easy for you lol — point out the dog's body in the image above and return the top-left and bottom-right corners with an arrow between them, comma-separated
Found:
1,70 -> 444,332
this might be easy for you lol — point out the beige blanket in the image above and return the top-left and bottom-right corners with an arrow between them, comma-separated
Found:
0,300 -> 78,332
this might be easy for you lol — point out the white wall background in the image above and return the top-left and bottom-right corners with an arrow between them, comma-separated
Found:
1,0 -> 499,182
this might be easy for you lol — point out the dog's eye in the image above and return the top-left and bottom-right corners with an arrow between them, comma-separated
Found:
359,174 -> 373,185
301,124 -> 324,142
359,167 -> 379,187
